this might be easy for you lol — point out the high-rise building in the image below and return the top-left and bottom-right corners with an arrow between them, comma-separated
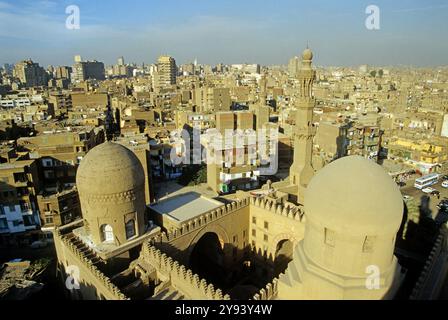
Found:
13,60 -> 48,87
193,87 -> 231,113
156,55 -> 177,87
72,60 -> 105,82
117,56 -> 125,66
288,56 -> 300,77
55,66 -> 72,80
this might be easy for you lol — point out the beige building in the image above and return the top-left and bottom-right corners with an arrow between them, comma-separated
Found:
155,56 -> 177,88
13,60 -> 47,88
193,87 -> 231,113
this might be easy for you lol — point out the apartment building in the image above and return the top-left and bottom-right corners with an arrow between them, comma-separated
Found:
0,159 -> 42,245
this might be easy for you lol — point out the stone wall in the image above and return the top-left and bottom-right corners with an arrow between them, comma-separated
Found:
54,229 -> 129,300
141,242 -> 230,300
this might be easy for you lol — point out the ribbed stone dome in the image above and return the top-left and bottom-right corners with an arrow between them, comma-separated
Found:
76,141 -> 147,246
77,141 -> 144,195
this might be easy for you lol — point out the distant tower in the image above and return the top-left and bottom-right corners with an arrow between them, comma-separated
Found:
157,55 -> 177,87
290,48 -> 316,203
118,56 -> 125,66
104,105 -> 116,141
74,55 -> 82,63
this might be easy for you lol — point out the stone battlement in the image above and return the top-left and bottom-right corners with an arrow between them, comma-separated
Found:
252,278 -> 279,300
54,229 -> 129,300
151,197 -> 251,243
141,242 -> 231,300
250,196 -> 304,222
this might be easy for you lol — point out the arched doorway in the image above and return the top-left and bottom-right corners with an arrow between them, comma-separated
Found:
190,232 -> 227,288
274,239 -> 294,276
101,224 -> 114,242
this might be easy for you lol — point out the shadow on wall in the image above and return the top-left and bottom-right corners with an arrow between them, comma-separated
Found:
394,195 -> 441,299
151,232 -> 292,300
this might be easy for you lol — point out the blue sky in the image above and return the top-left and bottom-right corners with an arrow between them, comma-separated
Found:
0,0 -> 447,67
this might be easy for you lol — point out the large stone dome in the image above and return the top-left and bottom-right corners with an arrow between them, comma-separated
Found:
76,141 -> 147,246
304,155 -> 404,235
77,141 -> 144,195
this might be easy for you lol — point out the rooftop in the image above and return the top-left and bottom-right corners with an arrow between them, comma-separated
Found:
150,192 -> 223,223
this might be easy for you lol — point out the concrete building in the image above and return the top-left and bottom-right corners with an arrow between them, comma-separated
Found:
13,60 -> 47,88
156,56 -> 177,87
37,187 -> 81,232
17,126 -> 104,192
72,61 -> 105,82
193,87 -> 231,113
0,159 -> 42,245
55,66 -> 72,80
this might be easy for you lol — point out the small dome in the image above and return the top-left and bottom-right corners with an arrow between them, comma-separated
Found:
302,48 -> 313,61
304,156 -> 403,235
77,141 -> 144,195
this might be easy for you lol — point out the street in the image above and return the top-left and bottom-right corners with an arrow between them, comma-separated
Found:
400,177 -> 448,219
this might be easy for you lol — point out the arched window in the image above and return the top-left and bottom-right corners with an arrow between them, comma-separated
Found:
125,219 -> 135,239
101,224 -> 114,242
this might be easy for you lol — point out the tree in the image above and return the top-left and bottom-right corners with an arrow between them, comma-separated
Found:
370,70 -> 377,78
378,69 -> 384,77
177,164 -> 208,186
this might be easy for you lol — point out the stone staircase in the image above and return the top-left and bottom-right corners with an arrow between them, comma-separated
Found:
65,232 -> 106,270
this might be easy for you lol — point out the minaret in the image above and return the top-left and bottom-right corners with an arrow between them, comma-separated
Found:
290,48 -> 316,203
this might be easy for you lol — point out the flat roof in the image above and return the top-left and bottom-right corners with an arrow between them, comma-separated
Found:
150,192 -> 223,222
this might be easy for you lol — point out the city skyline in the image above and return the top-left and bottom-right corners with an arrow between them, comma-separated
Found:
1,0 -> 448,67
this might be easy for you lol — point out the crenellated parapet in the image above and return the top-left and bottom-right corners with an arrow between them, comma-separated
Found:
250,196 -> 304,222
141,242 -> 231,300
54,230 -> 129,300
410,232 -> 448,300
252,278 -> 278,300
158,197 -> 251,243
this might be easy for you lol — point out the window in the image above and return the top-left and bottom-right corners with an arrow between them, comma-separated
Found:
264,221 -> 269,230
101,224 -> 114,242
243,230 -> 246,238
0,218 -> 7,229
264,234 -> 268,242
324,228 -> 335,247
252,217 -> 256,224
9,205 -> 16,212
233,235 -> 238,243
125,220 -> 135,239
252,229 -> 256,237
23,215 -> 34,226
12,220 -> 23,227
45,217 -> 54,224
42,158 -> 53,167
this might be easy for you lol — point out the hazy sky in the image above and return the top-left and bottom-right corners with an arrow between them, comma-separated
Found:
0,0 -> 447,67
